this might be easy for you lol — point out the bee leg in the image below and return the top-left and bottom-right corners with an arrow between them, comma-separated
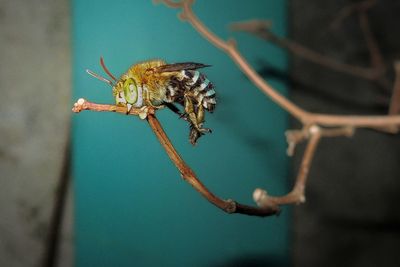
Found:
184,95 -> 211,145
184,96 -> 211,133
196,103 -> 209,131
126,103 -> 133,114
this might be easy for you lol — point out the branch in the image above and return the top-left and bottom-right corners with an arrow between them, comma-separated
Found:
72,98 -> 279,217
254,126 -> 322,207
358,11 -> 384,72
389,62 -> 400,116
156,0 -> 400,132
230,20 -> 381,81
72,98 -> 152,117
254,125 -> 354,207
330,0 -> 377,30
285,125 -> 354,157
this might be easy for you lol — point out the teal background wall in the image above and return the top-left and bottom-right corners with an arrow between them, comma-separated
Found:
72,1 -> 289,266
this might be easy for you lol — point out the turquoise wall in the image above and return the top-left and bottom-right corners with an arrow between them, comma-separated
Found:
72,1 -> 289,266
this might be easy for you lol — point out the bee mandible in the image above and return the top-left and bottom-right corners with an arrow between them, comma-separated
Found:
87,58 -> 217,145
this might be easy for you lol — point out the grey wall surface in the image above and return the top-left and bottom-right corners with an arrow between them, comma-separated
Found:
0,0 -> 72,266
289,1 -> 400,266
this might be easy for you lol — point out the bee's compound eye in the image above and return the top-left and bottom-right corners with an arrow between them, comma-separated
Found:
123,79 -> 138,104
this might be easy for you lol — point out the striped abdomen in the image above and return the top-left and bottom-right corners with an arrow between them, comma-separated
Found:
165,70 -> 216,112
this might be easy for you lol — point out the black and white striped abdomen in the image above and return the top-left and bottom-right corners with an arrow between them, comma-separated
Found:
165,70 -> 216,112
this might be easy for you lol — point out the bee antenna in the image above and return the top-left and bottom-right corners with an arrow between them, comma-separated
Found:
100,57 -> 117,82
86,69 -> 114,86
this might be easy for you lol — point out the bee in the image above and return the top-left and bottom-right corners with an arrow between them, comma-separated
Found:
86,58 -> 216,145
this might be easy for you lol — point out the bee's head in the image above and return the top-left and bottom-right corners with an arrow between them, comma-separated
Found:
113,76 -> 139,109
86,57 -> 141,111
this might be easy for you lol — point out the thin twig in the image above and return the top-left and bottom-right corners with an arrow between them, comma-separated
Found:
331,0 -> 391,90
357,8 -> 391,89
358,12 -> 384,71
254,126 -> 322,207
230,20 -> 381,81
72,98 -> 279,217
232,1 -> 391,91
255,125 -> 355,208
389,62 -> 400,115
72,98 -> 147,115
330,0 -> 377,29
285,125 -> 354,156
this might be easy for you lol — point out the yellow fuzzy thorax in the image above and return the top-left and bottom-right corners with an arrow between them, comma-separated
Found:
125,59 -> 169,89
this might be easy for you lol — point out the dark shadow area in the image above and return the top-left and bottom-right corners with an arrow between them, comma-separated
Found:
322,216 -> 400,233
213,92 -> 276,154
255,62 -> 390,114
289,1 -> 400,267
211,254 -> 290,267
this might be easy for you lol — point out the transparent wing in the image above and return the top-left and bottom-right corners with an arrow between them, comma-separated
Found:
154,62 -> 211,73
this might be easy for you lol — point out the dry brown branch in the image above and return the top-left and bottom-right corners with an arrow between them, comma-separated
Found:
358,12 -> 384,72
231,0 -> 391,91
332,0 -> 382,69
330,0 -> 377,29
256,125 -> 354,208
230,20 -> 382,81
72,98 -> 279,217
389,62 -> 400,115
156,0 -> 400,210
254,126 -> 322,207
285,126 -> 354,156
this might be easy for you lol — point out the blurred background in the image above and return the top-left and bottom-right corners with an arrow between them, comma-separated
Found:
0,0 -> 399,267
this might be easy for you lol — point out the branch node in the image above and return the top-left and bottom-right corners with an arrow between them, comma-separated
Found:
72,98 -> 87,113
298,194 -> 306,204
308,124 -> 321,135
253,188 -> 274,208
285,127 -> 309,156
225,199 -> 237,213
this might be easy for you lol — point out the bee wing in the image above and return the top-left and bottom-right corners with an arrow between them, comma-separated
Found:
154,62 -> 211,73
